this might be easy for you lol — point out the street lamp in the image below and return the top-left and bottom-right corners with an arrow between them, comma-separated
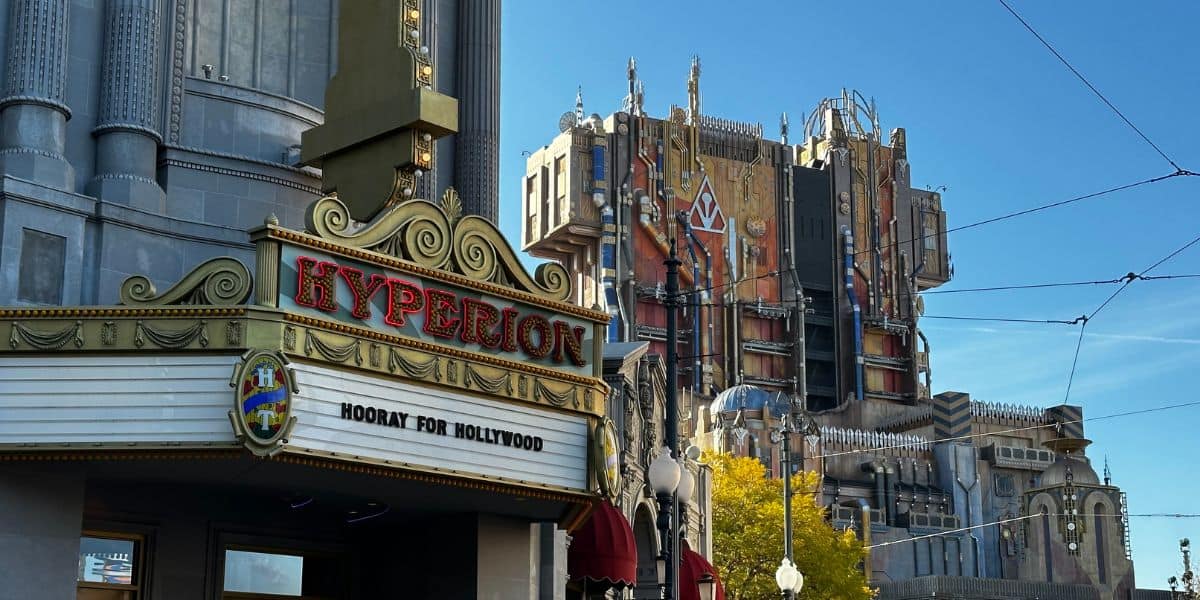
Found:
697,573 -> 716,600
770,400 -> 809,599
775,558 -> 804,598
649,446 -> 681,599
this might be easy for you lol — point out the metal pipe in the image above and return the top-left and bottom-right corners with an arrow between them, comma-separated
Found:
680,218 -> 702,394
843,228 -> 865,401
684,222 -> 713,395
884,462 -> 897,526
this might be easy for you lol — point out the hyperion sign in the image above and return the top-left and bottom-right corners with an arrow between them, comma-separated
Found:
277,245 -> 596,377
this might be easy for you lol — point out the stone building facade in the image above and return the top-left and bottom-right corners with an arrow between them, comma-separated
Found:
0,0 -> 500,309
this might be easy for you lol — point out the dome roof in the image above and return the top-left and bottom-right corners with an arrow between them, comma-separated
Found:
709,385 -> 790,419
1040,455 -> 1100,487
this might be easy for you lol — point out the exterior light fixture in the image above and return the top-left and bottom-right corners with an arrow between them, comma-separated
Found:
648,447 -> 680,495
775,557 -> 803,598
697,573 -> 715,600
676,463 -> 695,506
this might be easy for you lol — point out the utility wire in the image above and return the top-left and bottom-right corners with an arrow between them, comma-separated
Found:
809,398 -> 1200,460
1062,231 -> 1200,403
996,0 -> 1185,172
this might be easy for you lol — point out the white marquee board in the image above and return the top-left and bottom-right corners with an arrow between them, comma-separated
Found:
287,362 -> 589,491
0,355 -> 239,445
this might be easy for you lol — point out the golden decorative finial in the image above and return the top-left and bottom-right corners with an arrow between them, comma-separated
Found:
301,0 -> 458,223
440,187 -> 463,226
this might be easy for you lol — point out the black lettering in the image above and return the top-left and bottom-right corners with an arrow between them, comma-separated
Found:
376,406 -> 388,425
436,419 -> 448,436
398,412 -> 409,428
417,416 -> 427,432
365,407 -> 377,423
353,405 -> 365,421
533,437 -> 543,452
341,403 -> 353,419
523,434 -> 533,449
502,431 -> 514,446
466,425 -> 477,440
388,412 -> 400,427
455,422 -> 465,438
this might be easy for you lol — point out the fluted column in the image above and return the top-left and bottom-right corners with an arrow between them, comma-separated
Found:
0,0 -> 74,189
87,0 -> 164,208
454,0 -> 499,223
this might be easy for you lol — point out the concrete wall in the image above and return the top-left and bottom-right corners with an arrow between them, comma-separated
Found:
0,467 -> 85,600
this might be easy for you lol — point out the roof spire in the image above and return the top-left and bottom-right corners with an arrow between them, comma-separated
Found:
687,55 -> 701,124
780,112 -> 790,145
575,85 -> 584,126
1104,454 -> 1112,485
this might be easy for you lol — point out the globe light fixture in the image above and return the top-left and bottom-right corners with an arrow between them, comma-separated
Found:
676,462 -> 695,505
775,557 -> 803,598
648,446 -> 681,494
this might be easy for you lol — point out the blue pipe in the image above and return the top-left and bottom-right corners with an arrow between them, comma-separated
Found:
844,228 -> 864,401
594,140 -> 619,343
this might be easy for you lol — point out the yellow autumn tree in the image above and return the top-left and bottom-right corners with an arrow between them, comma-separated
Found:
708,452 -> 873,600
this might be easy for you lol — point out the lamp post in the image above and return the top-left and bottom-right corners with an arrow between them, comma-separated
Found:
658,231 -> 683,600
649,447 -> 680,599
770,399 -> 806,599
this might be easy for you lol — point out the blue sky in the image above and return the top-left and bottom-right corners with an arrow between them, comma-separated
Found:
496,0 -> 1199,588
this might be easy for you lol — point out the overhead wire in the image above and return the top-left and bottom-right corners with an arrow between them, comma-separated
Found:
996,0 -> 1186,173
1062,231 -> 1200,403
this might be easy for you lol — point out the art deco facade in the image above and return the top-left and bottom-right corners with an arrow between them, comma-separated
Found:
522,58 -> 1157,600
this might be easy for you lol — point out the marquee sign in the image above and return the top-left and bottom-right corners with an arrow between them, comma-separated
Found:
277,244 -> 595,377
286,361 -> 589,491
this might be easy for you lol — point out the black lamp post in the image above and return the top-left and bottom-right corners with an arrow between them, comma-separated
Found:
650,235 -> 683,600
771,407 -> 804,599
649,447 -> 680,600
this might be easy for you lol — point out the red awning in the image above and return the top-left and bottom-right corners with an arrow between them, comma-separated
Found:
679,540 -> 725,600
568,500 -> 637,588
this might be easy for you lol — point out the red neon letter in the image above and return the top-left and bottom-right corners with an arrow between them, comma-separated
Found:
552,321 -> 587,366
461,297 -> 502,347
384,279 -> 425,327
423,289 -> 461,339
338,266 -> 387,320
295,256 -> 338,312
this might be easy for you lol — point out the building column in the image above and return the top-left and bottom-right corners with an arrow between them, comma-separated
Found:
87,0 -> 164,209
454,0 -> 499,223
0,0 -> 74,189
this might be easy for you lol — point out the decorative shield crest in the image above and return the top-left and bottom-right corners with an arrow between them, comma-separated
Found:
688,175 -> 726,233
229,350 -> 297,456
594,418 -> 623,500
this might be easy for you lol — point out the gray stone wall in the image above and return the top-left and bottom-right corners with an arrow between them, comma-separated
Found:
0,0 -> 500,308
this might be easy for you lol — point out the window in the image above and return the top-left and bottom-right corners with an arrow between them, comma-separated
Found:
223,550 -> 304,596
554,156 -> 566,200
221,546 -> 342,599
18,228 -> 65,305
77,532 -> 143,600
921,212 -> 939,251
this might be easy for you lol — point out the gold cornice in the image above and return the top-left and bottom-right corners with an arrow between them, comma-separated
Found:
0,307 -> 247,319
282,313 -> 608,417
257,225 -> 609,323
